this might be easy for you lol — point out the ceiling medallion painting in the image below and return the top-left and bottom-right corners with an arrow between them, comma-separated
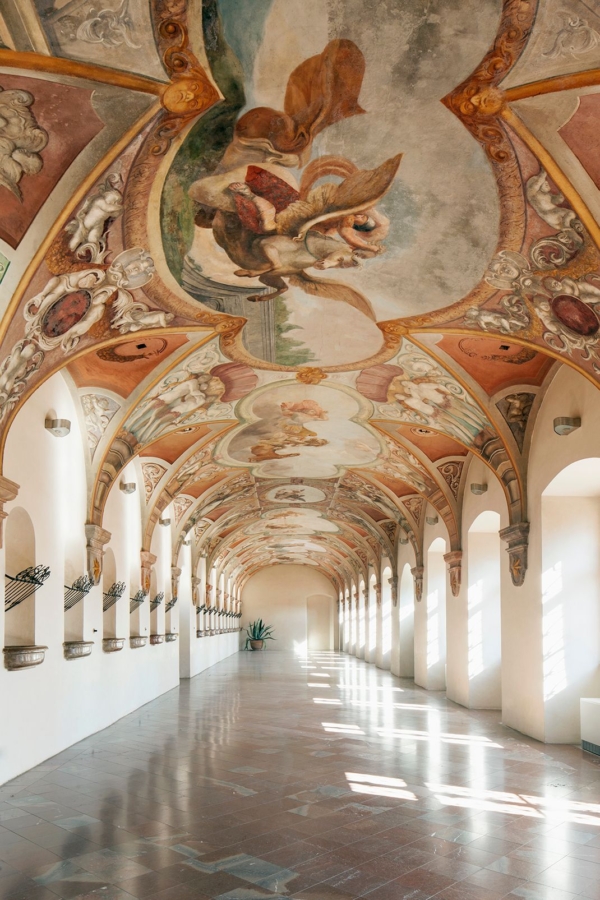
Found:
159,0 -> 501,369
6,0 -> 600,593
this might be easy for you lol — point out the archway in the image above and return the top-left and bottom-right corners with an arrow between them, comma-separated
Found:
357,577 -> 366,659
542,458 -> 600,742
467,511 -> 501,708
102,547 -> 118,641
367,571 -> 377,664
397,562 -> 415,678
416,537 -> 447,691
4,508 -> 36,646
378,563 -> 392,670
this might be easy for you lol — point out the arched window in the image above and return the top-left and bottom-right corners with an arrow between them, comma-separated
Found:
398,562 -> 415,677
467,511 -> 501,708
380,563 -> 393,669
4,508 -> 36,646
542,458 -> 600,742
416,537 -> 446,691
102,547 -> 120,640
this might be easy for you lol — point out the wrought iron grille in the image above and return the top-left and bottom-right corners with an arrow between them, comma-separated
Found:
149,591 -> 164,612
102,581 -> 126,612
63,574 -> 94,611
5,565 -> 51,611
129,589 -> 147,614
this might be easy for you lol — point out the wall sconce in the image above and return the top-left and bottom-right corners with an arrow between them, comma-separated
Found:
159,517 -> 171,526
425,515 -> 438,525
470,483 -> 488,495
553,416 -> 581,436
119,482 -> 136,494
45,417 -> 70,437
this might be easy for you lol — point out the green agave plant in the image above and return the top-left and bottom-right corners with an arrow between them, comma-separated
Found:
244,619 -> 275,649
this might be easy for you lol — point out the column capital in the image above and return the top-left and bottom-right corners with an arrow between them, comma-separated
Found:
499,522 -> 530,586
140,550 -> 156,593
443,550 -> 463,597
85,523 -> 111,584
171,566 -> 182,597
411,566 -> 424,603
0,475 -> 18,549
388,575 -> 399,607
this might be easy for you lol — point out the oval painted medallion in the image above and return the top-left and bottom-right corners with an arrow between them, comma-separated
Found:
551,294 -> 599,337
42,291 -> 91,338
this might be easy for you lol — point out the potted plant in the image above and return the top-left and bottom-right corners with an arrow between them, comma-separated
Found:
244,619 -> 275,650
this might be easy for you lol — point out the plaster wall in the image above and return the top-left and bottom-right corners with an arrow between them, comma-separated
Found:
541,495 -> 600,742
0,374 -> 180,786
515,364 -> 600,741
241,565 -> 336,653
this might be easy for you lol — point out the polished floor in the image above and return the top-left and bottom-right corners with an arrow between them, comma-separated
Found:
3,654 -> 600,900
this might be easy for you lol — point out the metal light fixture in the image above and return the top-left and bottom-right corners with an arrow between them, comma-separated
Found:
553,416 -> 581,436
425,515 -> 438,525
159,517 -> 171,526
45,417 -> 70,437
470,483 -> 488,495
119,482 -> 136,494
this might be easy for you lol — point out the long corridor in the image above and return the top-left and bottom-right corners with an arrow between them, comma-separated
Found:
2,654 -> 600,900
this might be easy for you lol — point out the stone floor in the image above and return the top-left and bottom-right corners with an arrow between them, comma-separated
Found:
2,652 -> 600,900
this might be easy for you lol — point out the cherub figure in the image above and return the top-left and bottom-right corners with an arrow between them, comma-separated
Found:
188,39 -> 402,322
65,174 -> 124,262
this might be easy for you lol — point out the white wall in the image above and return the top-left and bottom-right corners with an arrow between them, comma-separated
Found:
241,565 -> 336,653
541,492 -> 600,742
0,373 -> 181,785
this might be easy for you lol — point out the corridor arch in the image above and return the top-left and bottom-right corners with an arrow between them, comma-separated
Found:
467,510 -> 502,709
416,536 -> 447,691
541,458 -> 600,743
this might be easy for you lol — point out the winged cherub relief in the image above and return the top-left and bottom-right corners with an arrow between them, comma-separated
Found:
188,39 -> 401,322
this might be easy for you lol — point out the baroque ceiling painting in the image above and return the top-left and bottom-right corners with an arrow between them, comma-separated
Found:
5,0 -> 600,594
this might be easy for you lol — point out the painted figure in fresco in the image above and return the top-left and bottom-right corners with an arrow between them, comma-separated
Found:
66,174 -> 124,263
273,488 -> 306,502
127,370 -> 226,445
248,398 -> 329,462
188,40 -> 401,322
0,86 -> 48,201
387,374 -> 487,445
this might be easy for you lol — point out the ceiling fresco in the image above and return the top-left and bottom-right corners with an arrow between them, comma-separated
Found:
4,0 -> 600,596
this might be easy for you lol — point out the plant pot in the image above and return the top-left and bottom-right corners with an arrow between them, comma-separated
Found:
249,639 -> 264,651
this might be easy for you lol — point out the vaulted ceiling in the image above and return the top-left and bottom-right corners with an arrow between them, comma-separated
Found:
1,0 -> 599,595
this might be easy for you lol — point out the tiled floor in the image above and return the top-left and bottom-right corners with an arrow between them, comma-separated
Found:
2,653 -> 600,900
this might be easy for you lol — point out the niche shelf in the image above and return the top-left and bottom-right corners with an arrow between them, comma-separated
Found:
129,589 -> 147,614
129,636 -> 147,649
3,645 -> 48,670
149,634 -> 164,645
5,564 -> 50,611
149,591 -> 164,612
102,637 -> 125,653
64,575 -> 94,611
103,581 -> 125,612
63,640 -> 93,660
